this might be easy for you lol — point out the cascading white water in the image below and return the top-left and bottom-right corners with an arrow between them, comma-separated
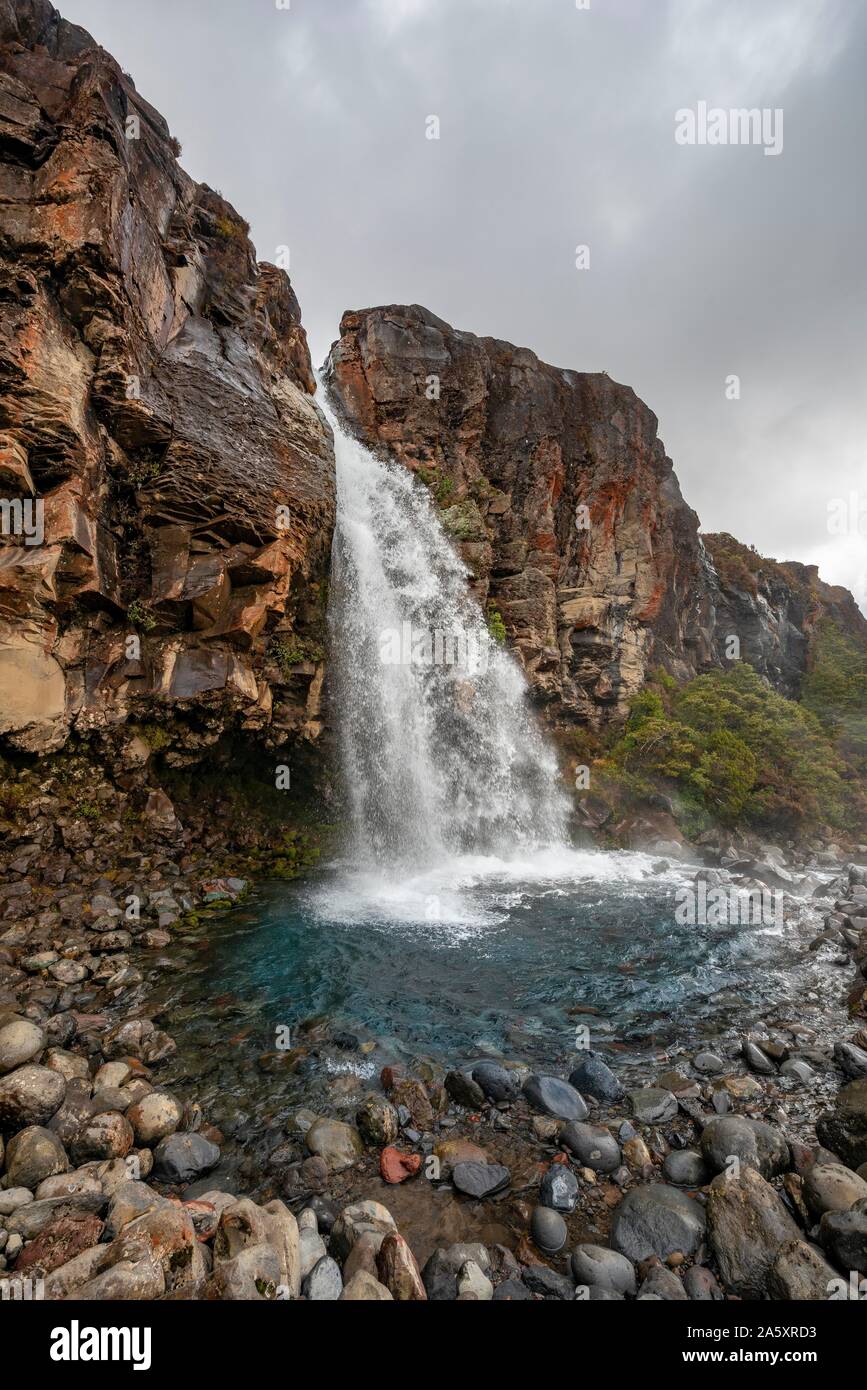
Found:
318,387 -> 570,874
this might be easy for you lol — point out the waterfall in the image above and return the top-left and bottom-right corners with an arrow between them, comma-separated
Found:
318,387 -> 570,874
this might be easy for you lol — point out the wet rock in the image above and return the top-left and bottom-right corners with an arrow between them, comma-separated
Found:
153,1132 -> 220,1183
380,1146 -> 421,1184
663,1150 -> 709,1187
70,1111 -> 134,1164
126,1091 -> 183,1146
622,1135 -> 653,1172
742,1040 -> 777,1074
304,1117 -> 363,1172
340,1270 -> 394,1300
457,1259 -> 493,1300
523,1264 -> 575,1300
700,1115 -> 789,1180
531,1205 -> 567,1254
706,1168 -> 800,1298
0,1064 -> 66,1128
376,1231 -> 426,1300
523,1074 -> 588,1121
629,1088 -> 678,1123
571,1243 -> 637,1296
780,1058 -> 815,1086
330,1201 -> 397,1263
610,1185 -> 706,1262
389,1078 -> 435,1130
15,1211 -> 104,1276
817,1078 -> 867,1169
539,1163 -> 579,1212
768,1239 -> 839,1300
683,1265 -> 724,1300
445,1070 -> 486,1108
299,1226 -> 328,1279
638,1265 -> 688,1300
693,1052 -> 725,1075
568,1051 -> 625,1102
355,1094 -> 399,1147
0,1018 -> 44,1073
803,1162 -> 867,1216
492,1277 -> 534,1300
471,1061 -> 519,1102
834,1041 -> 867,1080
304,1255 -> 342,1300
4,1126 -> 69,1189
819,1201 -> 867,1273
433,1137 -> 489,1177
559,1121 -> 621,1173
452,1161 -> 510,1198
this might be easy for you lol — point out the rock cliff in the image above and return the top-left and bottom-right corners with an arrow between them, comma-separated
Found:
325,304 -> 867,730
0,0 -> 335,769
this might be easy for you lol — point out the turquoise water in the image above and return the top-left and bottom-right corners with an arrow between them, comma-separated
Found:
152,850 -> 842,1159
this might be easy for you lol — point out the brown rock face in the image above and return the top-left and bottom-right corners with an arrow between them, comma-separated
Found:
325,304 -> 711,729
0,1 -> 334,759
324,304 -> 866,729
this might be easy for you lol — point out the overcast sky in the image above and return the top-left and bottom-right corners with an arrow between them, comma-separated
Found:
61,0 -> 867,610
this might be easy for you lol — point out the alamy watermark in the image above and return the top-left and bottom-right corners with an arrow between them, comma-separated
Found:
379,621 -> 488,675
675,883 -> 784,927
0,497 -> 43,546
675,102 -> 783,157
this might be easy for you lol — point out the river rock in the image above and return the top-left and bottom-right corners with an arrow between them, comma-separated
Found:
457,1259 -> 493,1300
568,1051 -> 625,1101
700,1114 -> 789,1179
304,1255 -> 342,1300
0,1064 -> 66,1128
638,1265 -> 688,1300
683,1265 -> 724,1300
70,1111 -> 134,1164
330,1200 -> 397,1262
380,1147 -> 421,1184
803,1162 -> 867,1216
539,1162 -> 579,1212
452,1160 -> 510,1198
471,1061 -> 520,1102
559,1121 -> 621,1173
445,1070 -> 486,1108
388,1078 -> 434,1130
610,1184 -> 706,1262
4,1126 -> 69,1189
523,1074 -> 588,1121
663,1149 -> 709,1187
376,1231 -> 426,1300
628,1088 -> 677,1123
0,1187 -> 34,1217
768,1239 -> 839,1300
523,1263 -> 575,1300
299,1226 -> 328,1279
0,1019 -> 44,1073
817,1079 -> 867,1169
153,1132 -> 220,1183
693,1052 -> 725,1075
340,1270 -> 394,1300
834,1041 -> 867,1079
126,1091 -> 183,1146
742,1040 -> 777,1074
819,1200 -> 867,1273
14,1211 -> 104,1276
355,1094 -> 399,1147
570,1243 -> 637,1296
433,1137 -> 489,1177
706,1168 -> 800,1298
530,1205 -> 567,1254
305,1118 -> 363,1172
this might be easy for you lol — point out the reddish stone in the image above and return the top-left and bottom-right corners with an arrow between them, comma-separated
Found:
380,1064 -> 405,1092
15,1213 -> 104,1275
380,1146 -> 421,1184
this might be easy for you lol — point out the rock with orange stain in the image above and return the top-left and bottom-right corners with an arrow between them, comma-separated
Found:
379,1146 -> 422,1184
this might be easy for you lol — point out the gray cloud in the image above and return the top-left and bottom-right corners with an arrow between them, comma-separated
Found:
62,0 -> 867,609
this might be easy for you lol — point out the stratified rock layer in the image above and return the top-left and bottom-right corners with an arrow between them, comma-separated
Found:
0,0 -> 334,760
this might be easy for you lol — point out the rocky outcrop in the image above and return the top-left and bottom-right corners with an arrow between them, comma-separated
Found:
324,304 -> 866,728
0,0 -> 335,764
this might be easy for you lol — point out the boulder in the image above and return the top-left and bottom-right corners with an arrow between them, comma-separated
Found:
706,1168 -> 800,1298
610,1184 -> 706,1262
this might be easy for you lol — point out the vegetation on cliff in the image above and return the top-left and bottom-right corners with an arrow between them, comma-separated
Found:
597,663 -> 865,837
